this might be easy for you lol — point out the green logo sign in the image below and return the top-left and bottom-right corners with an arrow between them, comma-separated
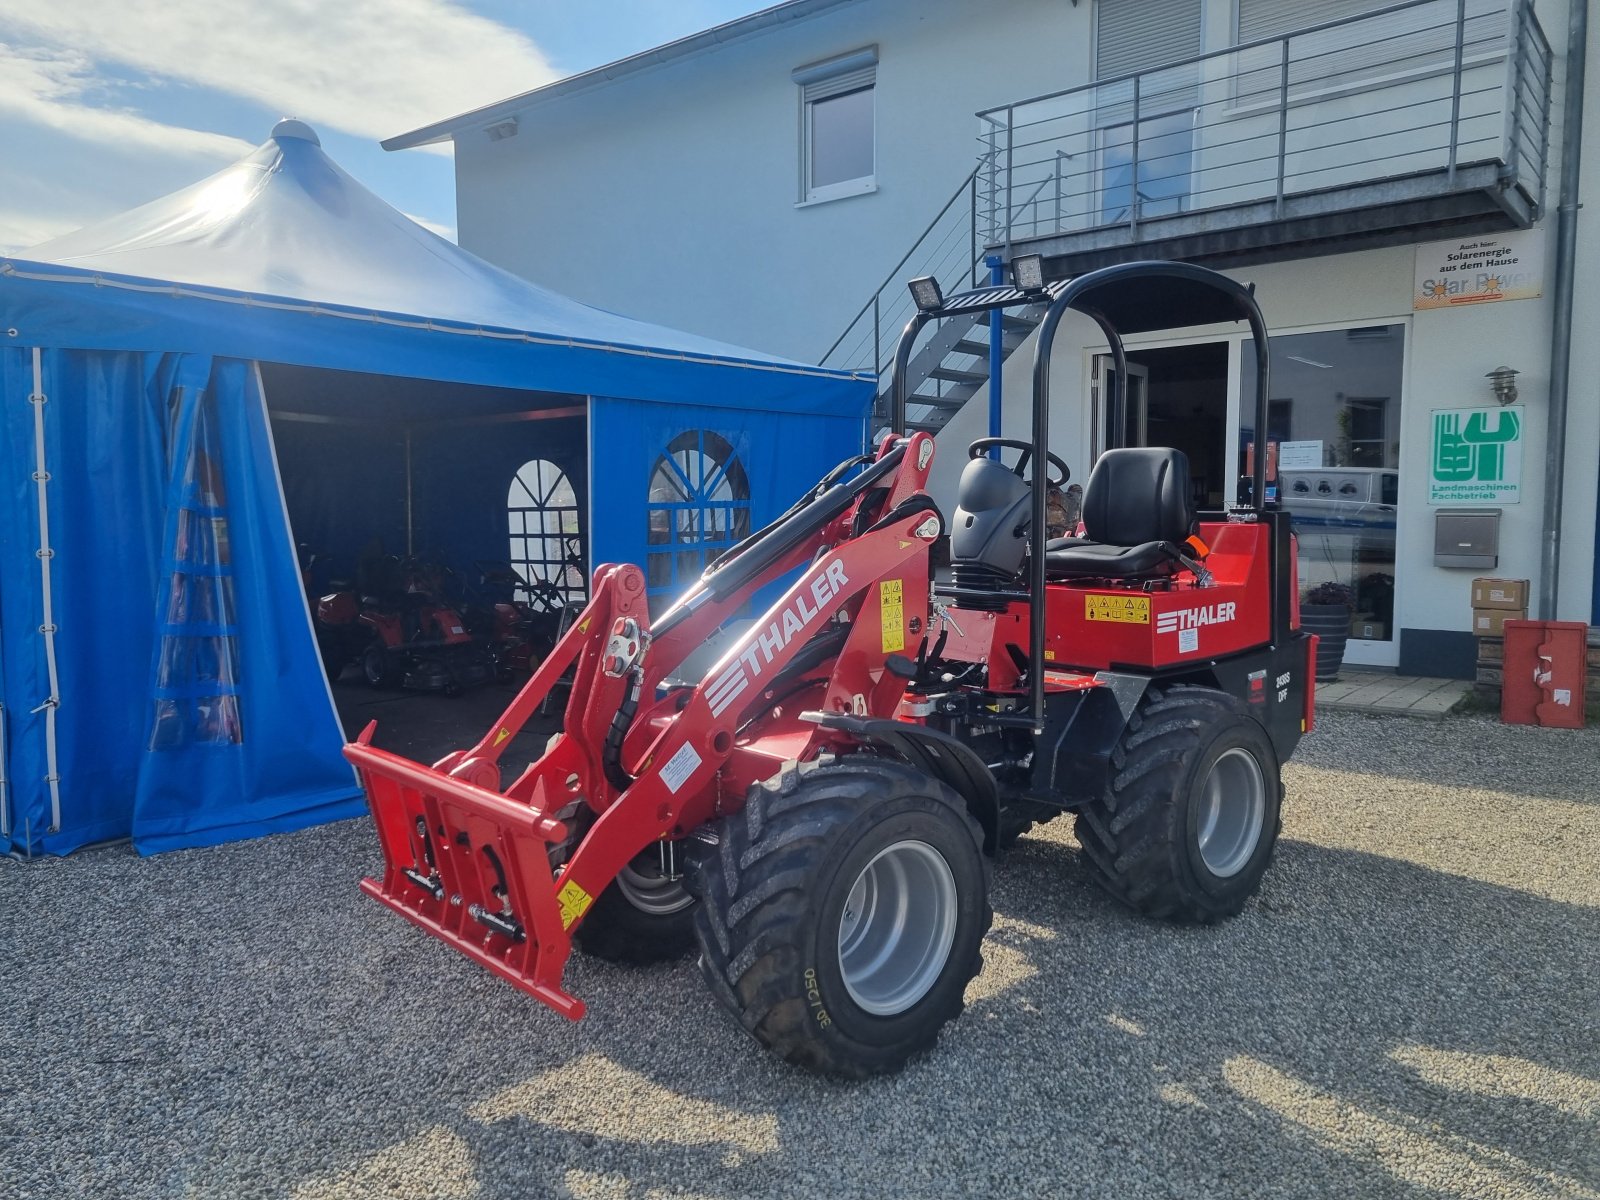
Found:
1430,406 -> 1522,504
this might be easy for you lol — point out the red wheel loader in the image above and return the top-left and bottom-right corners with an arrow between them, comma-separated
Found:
346,260 -> 1315,1078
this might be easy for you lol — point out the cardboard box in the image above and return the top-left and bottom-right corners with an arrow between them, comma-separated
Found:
1350,617 -> 1387,640
1471,578 -> 1529,610
1473,608 -> 1521,637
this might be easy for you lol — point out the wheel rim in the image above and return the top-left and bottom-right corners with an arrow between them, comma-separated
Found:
615,855 -> 694,916
1196,747 -> 1267,878
362,647 -> 386,684
837,840 -> 957,1017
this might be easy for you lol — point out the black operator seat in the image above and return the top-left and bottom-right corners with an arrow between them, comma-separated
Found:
1044,448 -> 1195,579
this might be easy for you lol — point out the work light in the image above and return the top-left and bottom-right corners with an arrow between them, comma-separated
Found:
1012,253 -> 1045,292
908,276 -> 943,312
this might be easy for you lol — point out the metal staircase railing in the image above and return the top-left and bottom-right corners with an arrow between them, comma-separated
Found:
818,160 -> 1044,435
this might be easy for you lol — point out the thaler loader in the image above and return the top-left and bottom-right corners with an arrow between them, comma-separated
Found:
346,260 -> 1316,1078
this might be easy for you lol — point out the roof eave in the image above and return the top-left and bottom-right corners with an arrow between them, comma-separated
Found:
382,0 -> 862,151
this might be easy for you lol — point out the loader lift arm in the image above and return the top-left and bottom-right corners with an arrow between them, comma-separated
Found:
346,432 -> 943,1020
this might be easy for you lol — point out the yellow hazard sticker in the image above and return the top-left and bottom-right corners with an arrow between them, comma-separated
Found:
1085,594 -> 1151,624
557,879 -> 594,929
493,727 -> 512,748
880,579 -> 905,653
576,617 -> 591,635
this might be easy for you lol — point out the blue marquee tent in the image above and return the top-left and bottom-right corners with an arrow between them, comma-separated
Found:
0,121 -> 872,857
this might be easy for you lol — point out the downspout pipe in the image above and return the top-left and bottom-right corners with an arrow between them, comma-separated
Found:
1538,0 -> 1586,621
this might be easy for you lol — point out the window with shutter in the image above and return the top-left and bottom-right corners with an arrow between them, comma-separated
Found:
1094,0 -> 1203,224
1234,0 -> 1491,95
1095,0 -> 1203,81
794,47 -> 877,204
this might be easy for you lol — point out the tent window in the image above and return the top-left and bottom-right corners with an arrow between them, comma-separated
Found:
150,389 -> 243,750
508,459 -> 584,605
646,430 -> 751,600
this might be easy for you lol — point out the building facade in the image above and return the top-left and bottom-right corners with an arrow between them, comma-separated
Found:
389,0 -> 1598,676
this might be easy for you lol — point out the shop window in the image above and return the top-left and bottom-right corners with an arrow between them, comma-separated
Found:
646,430 -> 751,601
508,459 -> 584,604
1253,324 -> 1406,644
795,47 -> 877,203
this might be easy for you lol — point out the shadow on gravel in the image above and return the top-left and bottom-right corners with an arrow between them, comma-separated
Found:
3,801 -> 1596,1198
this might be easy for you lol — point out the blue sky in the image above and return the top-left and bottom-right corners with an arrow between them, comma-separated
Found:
0,0 -> 765,253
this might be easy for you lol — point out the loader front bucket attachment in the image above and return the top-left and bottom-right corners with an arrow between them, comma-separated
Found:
347,726 -> 584,1020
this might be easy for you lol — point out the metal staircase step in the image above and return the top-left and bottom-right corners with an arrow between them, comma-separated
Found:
1001,314 -> 1038,334
928,366 -> 988,385
951,338 -> 991,357
908,391 -> 968,411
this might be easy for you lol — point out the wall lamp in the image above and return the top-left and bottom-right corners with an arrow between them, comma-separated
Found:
1486,365 -> 1519,406
908,275 -> 944,312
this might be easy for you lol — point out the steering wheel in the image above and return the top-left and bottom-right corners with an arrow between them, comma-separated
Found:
968,437 -> 1069,487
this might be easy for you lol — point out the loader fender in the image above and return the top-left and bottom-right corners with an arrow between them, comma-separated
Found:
799,711 -> 1001,854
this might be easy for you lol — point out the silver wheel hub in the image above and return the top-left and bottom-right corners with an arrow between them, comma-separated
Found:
837,839 -> 957,1016
1196,747 -> 1267,878
615,857 -> 694,917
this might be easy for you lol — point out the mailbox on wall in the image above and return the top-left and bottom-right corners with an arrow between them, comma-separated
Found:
1434,509 -> 1501,568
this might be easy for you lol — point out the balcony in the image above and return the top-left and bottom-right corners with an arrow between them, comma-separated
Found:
978,0 -> 1552,275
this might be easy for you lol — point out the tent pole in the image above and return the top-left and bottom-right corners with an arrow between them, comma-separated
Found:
28,347 -> 62,834
405,427 -> 414,557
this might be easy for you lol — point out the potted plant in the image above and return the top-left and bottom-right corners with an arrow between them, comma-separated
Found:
1301,581 -> 1356,681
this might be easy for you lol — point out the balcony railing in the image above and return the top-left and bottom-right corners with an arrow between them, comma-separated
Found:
977,0 -> 1551,257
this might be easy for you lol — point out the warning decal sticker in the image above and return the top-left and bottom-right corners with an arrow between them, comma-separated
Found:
1085,594 -> 1151,624
557,879 -> 594,929
880,579 -> 905,652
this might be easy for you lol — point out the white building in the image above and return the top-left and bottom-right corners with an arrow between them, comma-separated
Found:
387,0 -> 1598,677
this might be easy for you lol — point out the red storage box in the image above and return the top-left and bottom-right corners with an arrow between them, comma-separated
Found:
1501,620 -> 1590,728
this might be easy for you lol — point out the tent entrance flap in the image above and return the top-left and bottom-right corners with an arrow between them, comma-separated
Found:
131,356 -> 360,854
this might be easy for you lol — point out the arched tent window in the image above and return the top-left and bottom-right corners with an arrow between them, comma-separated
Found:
508,459 -> 584,603
646,430 -> 751,599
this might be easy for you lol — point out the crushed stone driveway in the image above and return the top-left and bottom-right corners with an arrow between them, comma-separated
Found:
2,711 -> 1597,1199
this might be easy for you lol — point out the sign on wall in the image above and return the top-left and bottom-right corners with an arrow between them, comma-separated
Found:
1429,406 -> 1522,504
1414,230 -> 1544,310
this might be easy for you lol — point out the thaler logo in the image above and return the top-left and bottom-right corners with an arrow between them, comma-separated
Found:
705,560 -> 850,717
1156,602 -> 1237,634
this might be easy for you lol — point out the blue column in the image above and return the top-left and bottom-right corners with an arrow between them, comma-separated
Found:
987,254 -> 1005,450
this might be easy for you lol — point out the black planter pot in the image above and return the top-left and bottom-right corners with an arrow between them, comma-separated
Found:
1300,603 -> 1352,681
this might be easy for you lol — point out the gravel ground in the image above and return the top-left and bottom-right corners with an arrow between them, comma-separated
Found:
2,710 -> 1597,1200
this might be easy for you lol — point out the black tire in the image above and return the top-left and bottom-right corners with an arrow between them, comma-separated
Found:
687,758 -> 991,1079
572,846 -> 697,964
362,642 -> 401,689
1075,685 -> 1282,924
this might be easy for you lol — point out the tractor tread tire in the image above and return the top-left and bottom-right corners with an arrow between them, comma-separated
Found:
566,803 -> 697,965
687,758 -> 991,1080
1075,684 -> 1282,925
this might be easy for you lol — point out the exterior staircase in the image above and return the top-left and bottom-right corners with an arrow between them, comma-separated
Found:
819,165 -> 1042,435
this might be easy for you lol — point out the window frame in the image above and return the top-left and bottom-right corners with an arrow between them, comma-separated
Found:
507,457 -> 585,606
794,46 -> 878,206
645,429 -> 752,602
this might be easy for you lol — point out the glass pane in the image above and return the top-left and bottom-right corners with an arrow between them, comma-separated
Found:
1247,326 -> 1404,638
1100,111 -> 1192,223
810,87 -> 874,188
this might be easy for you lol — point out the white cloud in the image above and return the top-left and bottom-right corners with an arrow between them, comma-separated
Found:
404,211 -> 457,242
0,0 -> 560,142
0,44 -> 254,160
